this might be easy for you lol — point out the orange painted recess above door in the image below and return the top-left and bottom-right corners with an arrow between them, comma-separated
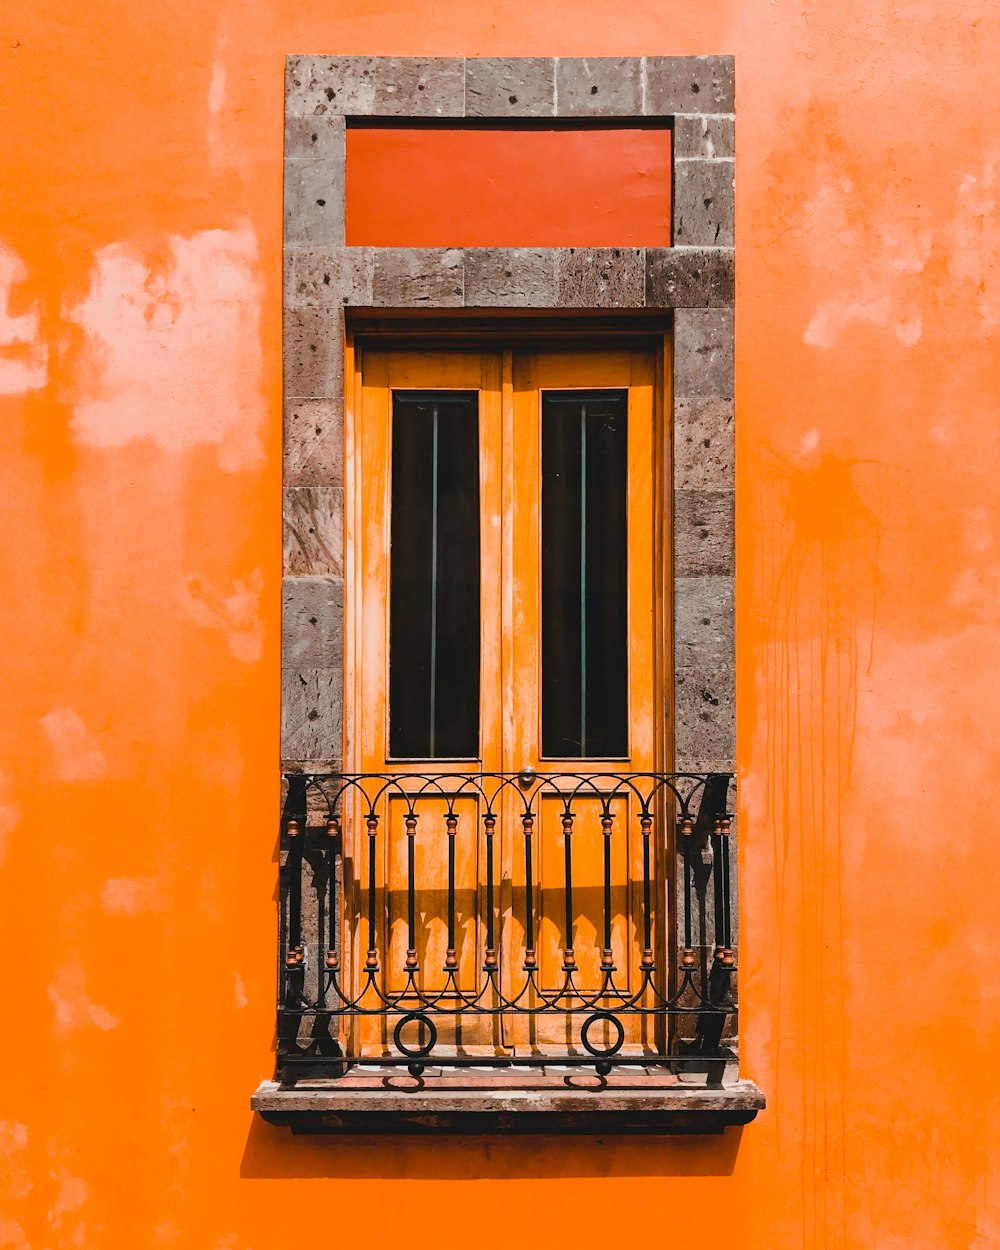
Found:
345,123 -> 672,248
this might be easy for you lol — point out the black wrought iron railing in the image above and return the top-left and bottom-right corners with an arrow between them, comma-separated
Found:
276,770 -> 736,1077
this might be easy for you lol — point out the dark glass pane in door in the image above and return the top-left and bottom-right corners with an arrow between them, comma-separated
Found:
541,391 -> 628,757
390,392 -> 480,758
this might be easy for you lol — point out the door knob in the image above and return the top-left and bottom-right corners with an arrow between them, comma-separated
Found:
517,765 -> 537,789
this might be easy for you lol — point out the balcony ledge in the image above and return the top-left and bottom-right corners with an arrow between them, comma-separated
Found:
252,1075 -> 765,1135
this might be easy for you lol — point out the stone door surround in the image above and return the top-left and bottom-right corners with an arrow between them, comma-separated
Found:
281,55 -> 735,780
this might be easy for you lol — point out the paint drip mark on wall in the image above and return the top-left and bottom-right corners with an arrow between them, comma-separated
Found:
0,243 -> 48,395
64,224 -> 265,471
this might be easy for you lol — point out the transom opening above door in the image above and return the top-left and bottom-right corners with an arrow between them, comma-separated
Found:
344,120 -> 672,248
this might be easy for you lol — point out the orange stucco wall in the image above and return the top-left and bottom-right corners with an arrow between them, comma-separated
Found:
1,5 -> 998,1249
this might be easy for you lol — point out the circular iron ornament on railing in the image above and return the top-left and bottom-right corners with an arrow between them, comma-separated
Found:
393,1012 -> 438,1062
581,1011 -> 625,1075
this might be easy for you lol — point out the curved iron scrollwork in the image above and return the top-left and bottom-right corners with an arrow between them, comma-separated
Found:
277,770 -> 736,1077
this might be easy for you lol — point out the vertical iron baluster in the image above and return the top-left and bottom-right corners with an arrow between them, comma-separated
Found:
711,816 -> 725,964
365,813 -> 379,971
639,811 -> 654,971
680,814 -> 695,970
405,813 -> 418,972
326,814 -> 340,971
445,810 -> 458,971
484,813 -> 497,971
600,809 -> 614,971
285,817 -> 304,968
562,807 -> 576,971
720,814 -> 734,967
522,811 -> 536,971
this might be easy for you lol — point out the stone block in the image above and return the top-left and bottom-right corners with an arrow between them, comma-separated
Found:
644,56 -> 735,114
556,57 -> 643,115
281,666 -> 343,763
284,306 -> 343,399
286,55 -> 377,117
282,576 -> 344,668
673,115 -> 735,159
555,247 -> 645,307
286,246 -> 373,307
674,308 -> 734,399
674,674 -> 736,772
674,575 -> 734,667
371,58 -> 465,116
372,248 -> 464,306
674,398 -> 734,491
675,490 -> 735,577
285,113 -> 349,161
283,486 -> 344,576
464,248 -> 557,306
284,398 -> 344,488
465,58 -> 555,116
674,575 -> 735,770
673,159 -> 735,247
284,158 -> 345,246
645,248 -> 734,308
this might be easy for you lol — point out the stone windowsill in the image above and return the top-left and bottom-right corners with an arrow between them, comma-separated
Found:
252,1069 -> 765,1135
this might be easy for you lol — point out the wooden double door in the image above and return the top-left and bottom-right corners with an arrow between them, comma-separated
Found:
347,343 -> 666,1054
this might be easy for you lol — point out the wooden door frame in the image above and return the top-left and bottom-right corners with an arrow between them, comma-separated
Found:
345,330 -> 674,1048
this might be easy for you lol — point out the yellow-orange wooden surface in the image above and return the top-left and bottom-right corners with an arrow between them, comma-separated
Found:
353,348 -> 659,1050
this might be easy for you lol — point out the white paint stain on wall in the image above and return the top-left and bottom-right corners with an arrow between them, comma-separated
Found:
65,225 -> 264,471
233,970 -> 247,1008
803,160 -> 1000,350
208,31 -> 229,114
47,960 -> 119,1036
951,163 -> 999,331
0,1119 -> 31,1250
802,169 -> 932,349
180,569 -> 265,663
0,243 -> 48,395
100,876 -> 166,915
40,709 -> 107,783
0,772 -> 19,866
47,1167 -> 88,1233
0,1121 -> 31,1201
0,1217 -> 29,1250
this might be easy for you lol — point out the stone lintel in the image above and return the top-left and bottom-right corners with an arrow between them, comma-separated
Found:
285,55 -> 735,119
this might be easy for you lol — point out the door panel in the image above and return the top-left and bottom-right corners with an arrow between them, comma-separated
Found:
353,350 -> 502,1054
503,350 -> 658,1051
352,344 -> 663,1058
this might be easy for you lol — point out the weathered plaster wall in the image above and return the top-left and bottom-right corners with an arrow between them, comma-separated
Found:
0,4 -> 997,1249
